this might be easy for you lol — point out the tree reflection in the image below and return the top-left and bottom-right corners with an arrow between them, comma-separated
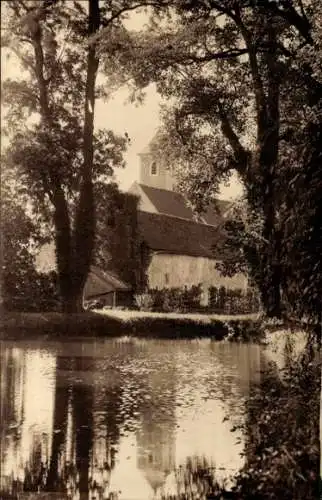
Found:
174,455 -> 225,499
87,357 -> 125,500
1,339 -> 268,500
72,381 -> 94,499
23,436 -> 48,492
46,356 -> 71,492
1,347 -> 25,498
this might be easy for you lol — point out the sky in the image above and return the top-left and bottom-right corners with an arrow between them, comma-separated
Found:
94,83 -> 243,199
1,7 -> 243,200
94,83 -> 161,191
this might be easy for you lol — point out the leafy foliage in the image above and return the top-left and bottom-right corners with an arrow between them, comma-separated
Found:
1,0 -> 139,310
1,170 -> 58,311
233,353 -> 320,499
98,0 -> 322,323
148,284 -> 203,312
134,284 -> 260,314
94,181 -> 141,289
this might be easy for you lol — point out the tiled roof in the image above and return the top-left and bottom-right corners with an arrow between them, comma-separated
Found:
137,211 -> 225,259
139,184 -> 195,220
203,200 -> 232,224
84,266 -> 131,299
137,184 -> 231,226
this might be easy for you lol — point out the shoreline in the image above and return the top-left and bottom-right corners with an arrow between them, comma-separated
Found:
0,310 -> 264,342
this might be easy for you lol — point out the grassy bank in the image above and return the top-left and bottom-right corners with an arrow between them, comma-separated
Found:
0,310 -> 264,342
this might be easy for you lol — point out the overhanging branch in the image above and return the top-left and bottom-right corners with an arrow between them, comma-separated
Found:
261,0 -> 313,45
102,1 -> 170,27
217,102 -> 249,175
186,47 -> 249,63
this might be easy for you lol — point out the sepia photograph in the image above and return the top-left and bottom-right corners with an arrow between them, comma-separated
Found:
0,1 -> 321,499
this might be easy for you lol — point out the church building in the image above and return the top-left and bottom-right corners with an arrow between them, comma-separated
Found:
34,138 -> 249,309
129,140 -> 248,304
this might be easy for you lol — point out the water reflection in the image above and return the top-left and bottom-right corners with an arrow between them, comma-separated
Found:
0,338 -> 262,499
136,350 -> 176,497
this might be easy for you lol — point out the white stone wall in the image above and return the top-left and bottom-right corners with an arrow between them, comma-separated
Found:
129,182 -> 158,213
147,253 -> 248,303
139,153 -> 174,191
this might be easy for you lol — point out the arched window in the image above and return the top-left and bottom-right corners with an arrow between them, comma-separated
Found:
150,161 -> 158,175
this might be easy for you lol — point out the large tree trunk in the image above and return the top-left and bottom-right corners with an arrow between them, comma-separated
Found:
241,15 -> 282,318
51,184 -> 74,312
259,22 -> 282,318
30,0 -> 100,313
259,251 -> 282,318
30,8 -> 76,312
71,0 -> 100,311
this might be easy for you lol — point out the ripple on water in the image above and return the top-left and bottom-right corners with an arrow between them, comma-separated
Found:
0,338 -> 262,499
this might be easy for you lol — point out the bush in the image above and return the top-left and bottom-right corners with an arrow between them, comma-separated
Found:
135,285 -> 261,314
209,286 -> 261,314
134,293 -> 154,311
231,348 -> 320,499
146,285 -> 203,312
3,270 -> 60,312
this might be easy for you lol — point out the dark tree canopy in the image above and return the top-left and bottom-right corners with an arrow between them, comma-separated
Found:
97,0 -> 322,323
2,0 -> 321,322
1,0 -> 161,311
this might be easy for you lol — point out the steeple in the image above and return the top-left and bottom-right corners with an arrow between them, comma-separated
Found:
138,133 -> 175,191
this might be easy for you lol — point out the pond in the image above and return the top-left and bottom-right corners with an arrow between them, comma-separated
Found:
0,337 -> 266,499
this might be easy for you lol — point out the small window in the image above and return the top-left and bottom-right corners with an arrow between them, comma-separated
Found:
150,161 -> 158,175
165,273 -> 169,285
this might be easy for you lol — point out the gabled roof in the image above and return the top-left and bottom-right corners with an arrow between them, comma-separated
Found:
35,244 -> 132,296
136,184 -> 232,226
139,184 -> 195,220
138,211 -> 225,259
84,266 -> 131,299
202,200 -> 232,226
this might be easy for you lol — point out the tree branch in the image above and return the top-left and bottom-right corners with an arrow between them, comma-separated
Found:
185,47 -> 249,64
184,41 -> 293,67
262,0 -> 313,44
207,1 -> 240,24
217,102 -> 249,175
19,37 -> 34,45
208,0 -> 313,45
102,1 -> 170,27
17,0 -> 31,12
32,34 -> 51,119
234,10 -> 267,132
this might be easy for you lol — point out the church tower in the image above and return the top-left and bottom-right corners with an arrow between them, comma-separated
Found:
138,140 -> 175,191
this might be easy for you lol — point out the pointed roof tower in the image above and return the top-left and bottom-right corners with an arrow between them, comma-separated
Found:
137,130 -> 175,191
